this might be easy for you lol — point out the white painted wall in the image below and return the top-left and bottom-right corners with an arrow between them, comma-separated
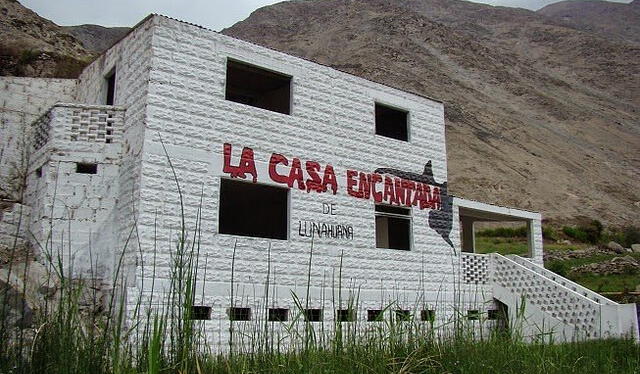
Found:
0,77 -> 76,201
125,16 -> 465,348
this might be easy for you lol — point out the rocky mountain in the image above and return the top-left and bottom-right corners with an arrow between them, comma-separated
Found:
0,0 -> 90,77
223,0 -> 640,225
0,0 -> 128,77
538,0 -> 640,45
63,25 -> 130,54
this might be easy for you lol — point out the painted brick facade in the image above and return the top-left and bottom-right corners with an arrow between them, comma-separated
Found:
5,14 -> 636,347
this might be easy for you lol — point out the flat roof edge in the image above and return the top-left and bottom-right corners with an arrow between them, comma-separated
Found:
453,197 -> 541,220
127,14 -> 444,105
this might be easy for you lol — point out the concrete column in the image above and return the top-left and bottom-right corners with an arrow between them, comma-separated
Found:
461,216 -> 475,253
526,220 -> 533,258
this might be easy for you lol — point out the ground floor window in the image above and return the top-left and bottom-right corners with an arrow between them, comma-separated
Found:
375,204 -> 411,250
219,179 -> 289,240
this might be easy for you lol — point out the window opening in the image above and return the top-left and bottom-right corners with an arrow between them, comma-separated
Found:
337,309 -> 356,322
375,103 -> 408,141
367,310 -> 384,322
421,310 -> 435,322
467,310 -> 480,320
225,59 -> 291,115
304,309 -> 323,322
190,306 -> 212,320
268,308 -> 289,322
105,69 -> 116,106
395,310 -> 411,322
375,204 -> 411,250
219,179 -> 289,240
228,307 -> 251,321
76,163 -> 98,174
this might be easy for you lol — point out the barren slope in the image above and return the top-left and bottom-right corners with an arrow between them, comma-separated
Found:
223,0 -> 640,225
538,0 -> 640,45
0,0 -> 91,77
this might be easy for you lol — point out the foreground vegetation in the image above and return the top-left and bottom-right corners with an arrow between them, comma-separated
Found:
2,279 -> 638,374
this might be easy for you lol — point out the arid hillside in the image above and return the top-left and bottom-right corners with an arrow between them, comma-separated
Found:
222,0 -> 640,225
0,0 -> 127,77
538,0 -> 640,45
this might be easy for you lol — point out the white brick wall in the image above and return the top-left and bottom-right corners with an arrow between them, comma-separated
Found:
125,16 -> 461,347
75,16 -> 155,281
0,77 -> 76,200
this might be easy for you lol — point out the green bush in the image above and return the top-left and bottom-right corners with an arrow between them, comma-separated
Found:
619,226 -> 640,247
562,221 -> 603,244
542,225 -> 557,241
547,261 -> 569,277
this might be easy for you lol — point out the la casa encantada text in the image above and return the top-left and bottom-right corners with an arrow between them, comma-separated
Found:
222,143 -> 443,210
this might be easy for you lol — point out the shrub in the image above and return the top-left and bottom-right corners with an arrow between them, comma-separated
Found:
542,225 -> 557,241
561,220 -> 603,244
547,261 -> 569,277
562,226 -> 588,243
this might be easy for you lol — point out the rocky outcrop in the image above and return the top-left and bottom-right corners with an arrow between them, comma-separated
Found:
570,256 -> 640,276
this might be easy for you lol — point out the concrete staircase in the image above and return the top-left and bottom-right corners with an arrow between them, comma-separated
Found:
489,253 -> 639,342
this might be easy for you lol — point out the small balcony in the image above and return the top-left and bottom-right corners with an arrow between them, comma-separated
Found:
32,103 -> 125,151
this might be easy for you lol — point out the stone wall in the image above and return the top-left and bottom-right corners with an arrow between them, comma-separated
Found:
0,201 -> 30,251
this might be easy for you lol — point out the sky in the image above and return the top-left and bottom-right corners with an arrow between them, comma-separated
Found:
19,0 -> 633,31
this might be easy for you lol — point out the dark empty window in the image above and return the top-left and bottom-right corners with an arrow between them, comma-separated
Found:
337,309 -> 356,322
421,310 -> 435,322
375,205 -> 411,250
375,103 -> 408,141
268,308 -> 288,322
367,310 -> 384,322
225,59 -> 291,115
304,309 -> 323,322
190,306 -> 212,320
467,310 -> 480,320
219,179 -> 288,240
395,310 -> 411,322
105,69 -> 116,106
76,163 -> 98,174
228,307 -> 251,321
35,167 -> 42,178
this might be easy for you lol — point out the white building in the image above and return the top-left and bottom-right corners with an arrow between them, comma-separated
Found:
1,14 -> 637,348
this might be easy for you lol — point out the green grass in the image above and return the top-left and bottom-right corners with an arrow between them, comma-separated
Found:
568,273 -> 640,293
545,253 -> 640,292
475,237 -> 529,256
197,338 -> 640,374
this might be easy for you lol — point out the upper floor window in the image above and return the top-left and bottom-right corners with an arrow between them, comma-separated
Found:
105,69 -> 116,106
225,59 -> 291,115
375,103 -> 408,141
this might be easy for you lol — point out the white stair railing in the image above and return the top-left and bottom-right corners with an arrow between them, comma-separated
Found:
490,253 -> 602,339
506,254 -> 616,305
489,253 -> 639,342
